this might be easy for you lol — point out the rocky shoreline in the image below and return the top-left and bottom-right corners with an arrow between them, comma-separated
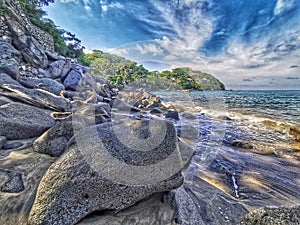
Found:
0,0 -> 299,224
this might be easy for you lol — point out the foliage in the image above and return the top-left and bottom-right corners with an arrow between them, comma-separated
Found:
17,0 -> 86,64
83,51 -> 225,91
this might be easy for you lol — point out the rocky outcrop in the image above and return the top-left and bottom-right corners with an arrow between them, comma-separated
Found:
0,3 -> 194,225
0,102 -> 55,140
0,0 -> 54,52
240,205 -> 300,225
28,120 -> 184,225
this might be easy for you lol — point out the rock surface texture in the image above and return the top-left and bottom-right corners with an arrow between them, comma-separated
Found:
29,121 -> 184,225
0,1 -> 298,225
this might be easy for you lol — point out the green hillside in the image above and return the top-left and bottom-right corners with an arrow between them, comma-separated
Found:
83,50 -> 225,91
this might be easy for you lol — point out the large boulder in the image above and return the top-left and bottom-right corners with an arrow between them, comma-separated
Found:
19,77 -> 65,96
0,102 -> 55,139
28,120 -> 184,225
63,69 -> 82,91
0,73 -> 21,86
48,60 -> 72,79
0,58 -> 19,80
0,38 -> 21,80
0,84 -> 71,111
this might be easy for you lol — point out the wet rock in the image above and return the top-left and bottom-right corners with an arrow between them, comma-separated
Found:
231,140 -> 254,149
28,120 -> 184,225
165,110 -> 180,121
19,77 -> 65,96
240,205 -> 300,225
218,115 -> 232,121
170,185 -> 206,225
181,112 -> 198,120
0,136 -> 6,149
0,84 -> 71,111
63,69 -> 82,91
0,102 -> 55,139
0,169 -> 24,193
77,193 -> 176,225
3,141 -> 23,150
2,138 -> 35,150
0,73 -> 20,86
112,98 -> 140,113
150,107 -> 163,115
0,149 -> 56,225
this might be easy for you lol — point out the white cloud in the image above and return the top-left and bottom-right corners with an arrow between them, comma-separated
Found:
101,5 -> 108,11
84,5 -> 91,12
108,47 -> 128,56
136,44 -> 163,55
100,1 -> 124,12
274,0 -> 295,15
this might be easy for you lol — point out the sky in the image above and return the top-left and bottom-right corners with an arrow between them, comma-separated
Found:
44,0 -> 300,90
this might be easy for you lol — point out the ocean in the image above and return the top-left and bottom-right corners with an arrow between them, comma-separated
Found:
154,90 -> 300,125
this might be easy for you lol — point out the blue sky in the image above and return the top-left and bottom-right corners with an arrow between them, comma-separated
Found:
45,0 -> 300,90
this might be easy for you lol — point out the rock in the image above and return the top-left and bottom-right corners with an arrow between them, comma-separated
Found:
48,60 -> 71,79
28,120 -> 184,225
112,98 -> 140,113
0,58 -> 19,80
33,103 -> 111,157
165,110 -> 180,121
231,140 -> 254,149
0,37 -> 22,60
0,96 -> 13,106
0,38 -> 21,80
240,205 -> 300,225
181,112 -> 197,120
3,141 -> 23,150
0,102 -> 55,140
37,68 -> 52,78
0,136 -> 7,149
63,69 -> 82,91
0,169 -> 24,193
150,107 -> 163,115
0,84 -> 71,111
218,115 -> 232,121
0,73 -> 21,86
7,19 -> 48,68
0,148 -> 56,225
19,77 -> 65,95
75,103 -> 111,125
45,51 -> 59,61
2,138 -> 35,150
32,117 -> 80,157
169,185 -> 206,225
77,193 -> 176,225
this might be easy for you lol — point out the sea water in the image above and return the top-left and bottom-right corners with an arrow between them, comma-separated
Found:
155,90 -> 300,125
